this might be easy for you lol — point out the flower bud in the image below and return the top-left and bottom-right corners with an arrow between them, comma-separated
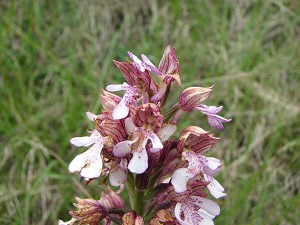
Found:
177,126 -> 220,154
150,209 -> 179,225
100,187 -> 125,210
69,197 -> 107,225
122,212 -> 144,225
178,87 -> 212,112
100,90 -> 121,112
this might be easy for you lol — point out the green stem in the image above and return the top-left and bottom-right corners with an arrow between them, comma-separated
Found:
163,103 -> 179,123
133,190 -> 145,215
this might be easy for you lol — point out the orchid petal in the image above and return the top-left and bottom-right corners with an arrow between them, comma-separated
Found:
141,54 -> 155,67
109,166 -> 127,187
207,114 -> 231,130
58,218 -> 77,225
147,131 -> 163,153
174,203 -> 190,225
112,94 -> 130,120
113,140 -> 135,157
128,147 -> 148,174
207,182 -> 227,199
125,118 -> 136,134
70,136 -> 94,147
151,84 -> 167,102
189,196 -> 221,217
106,83 -> 129,92
128,51 -> 145,72
197,212 -> 214,225
198,105 -> 223,114
68,144 -> 103,178
158,123 -> 177,141
171,168 -> 195,193
86,111 -> 97,121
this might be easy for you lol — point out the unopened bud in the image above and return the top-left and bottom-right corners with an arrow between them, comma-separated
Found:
100,90 -> 121,112
69,197 -> 107,225
122,211 -> 144,225
178,87 -> 212,111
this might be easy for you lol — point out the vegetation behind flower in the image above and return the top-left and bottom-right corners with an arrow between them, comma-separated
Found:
1,1 -> 299,225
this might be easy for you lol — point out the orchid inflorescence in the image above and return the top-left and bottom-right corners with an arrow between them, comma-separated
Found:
59,46 -> 231,225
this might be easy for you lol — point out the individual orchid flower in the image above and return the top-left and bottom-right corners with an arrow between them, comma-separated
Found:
68,129 -> 105,179
196,104 -> 232,130
174,196 -> 220,225
108,158 -> 128,193
106,83 -> 140,120
151,46 -> 181,102
113,104 -> 177,174
171,152 -> 226,198
173,86 -> 212,123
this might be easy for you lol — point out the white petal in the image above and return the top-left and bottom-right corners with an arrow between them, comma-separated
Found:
128,147 -> 148,174
113,140 -> 134,157
189,196 -> 220,217
112,95 -> 129,120
207,182 -> 227,199
80,156 -> 103,178
58,218 -> 77,225
125,118 -> 136,134
106,83 -> 128,92
171,168 -> 195,193
198,208 -> 215,219
70,136 -> 94,147
211,177 -> 225,192
158,123 -> 177,141
68,144 -> 103,179
109,166 -> 127,187
86,111 -> 97,121
174,203 -> 190,225
147,131 -> 163,153
203,156 -> 222,172
197,212 -> 214,225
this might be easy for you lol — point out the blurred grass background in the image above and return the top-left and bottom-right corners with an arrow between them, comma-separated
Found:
1,0 -> 299,224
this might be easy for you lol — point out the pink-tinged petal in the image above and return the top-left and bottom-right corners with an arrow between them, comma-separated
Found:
70,136 -> 94,147
189,196 -> 220,217
171,168 -> 195,193
150,84 -> 167,102
174,203 -> 190,225
128,147 -> 148,174
147,131 -> 163,153
86,111 -> 97,121
141,54 -> 155,67
158,123 -> 177,141
113,140 -> 135,157
198,105 -> 223,114
125,118 -> 136,134
112,95 -> 130,120
109,166 -> 127,187
207,114 -> 231,130
128,51 -> 145,72
106,83 -> 129,92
